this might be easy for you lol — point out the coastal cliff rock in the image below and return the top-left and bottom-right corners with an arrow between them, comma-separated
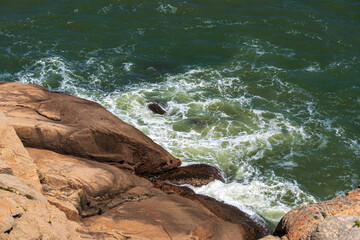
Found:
0,113 -> 41,192
0,82 -> 267,240
0,113 -> 86,240
0,81 -> 180,176
29,147 -> 266,239
261,186 -> 360,240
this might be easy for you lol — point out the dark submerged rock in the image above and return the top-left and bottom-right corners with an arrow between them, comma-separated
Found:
156,163 -> 225,187
148,102 -> 166,115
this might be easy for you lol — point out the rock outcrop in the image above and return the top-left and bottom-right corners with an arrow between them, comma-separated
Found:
0,81 -> 180,176
261,186 -> 360,240
155,164 -> 224,187
148,102 -> 166,115
0,82 -> 267,240
28,147 -> 267,239
0,112 -> 86,240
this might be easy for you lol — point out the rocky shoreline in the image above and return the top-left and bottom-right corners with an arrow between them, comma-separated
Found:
0,82 -> 359,240
0,82 -> 266,239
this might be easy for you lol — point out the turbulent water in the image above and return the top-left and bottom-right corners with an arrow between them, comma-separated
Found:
1,0 -> 359,229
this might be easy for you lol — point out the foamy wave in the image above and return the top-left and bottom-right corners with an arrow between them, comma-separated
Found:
8,57 -> 335,227
191,179 -> 316,224
157,3 -> 177,14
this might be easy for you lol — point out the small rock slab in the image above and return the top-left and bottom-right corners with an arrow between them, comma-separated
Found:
148,102 -> 166,115
156,164 -> 224,187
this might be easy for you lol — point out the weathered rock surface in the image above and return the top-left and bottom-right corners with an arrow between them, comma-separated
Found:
153,181 -> 268,239
0,82 -> 269,240
0,114 -> 87,240
30,147 -> 266,240
83,193 -> 257,240
0,82 -> 180,176
27,147 -> 159,221
155,163 -> 224,187
261,186 -> 360,240
0,189 -> 86,240
302,215 -> 360,240
0,113 -> 41,191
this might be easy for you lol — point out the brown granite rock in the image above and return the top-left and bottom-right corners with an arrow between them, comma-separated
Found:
153,181 -> 268,239
29,147 -> 267,240
83,193 -> 263,240
259,236 -> 281,240
0,114 -> 88,240
27,147 -> 160,221
271,187 -> 360,240
302,215 -> 360,240
0,82 -> 268,240
0,113 -> 41,191
0,82 -> 180,176
0,192 -> 85,240
155,163 -> 224,187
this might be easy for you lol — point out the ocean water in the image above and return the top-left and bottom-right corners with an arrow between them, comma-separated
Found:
1,0 -> 359,229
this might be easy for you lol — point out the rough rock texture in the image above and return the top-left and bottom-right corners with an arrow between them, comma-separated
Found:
263,186 -> 360,240
83,194 -> 257,240
302,215 -> 360,240
27,147 -> 160,222
155,164 -> 224,187
153,181 -> 268,239
259,236 -> 281,240
0,82 -> 269,240
0,113 -> 41,191
0,190 -> 85,240
0,114 -> 86,240
30,147 -> 266,240
0,82 -> 180,176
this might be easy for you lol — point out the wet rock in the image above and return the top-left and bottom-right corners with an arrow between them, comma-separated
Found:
0,82 -> 180,176
148,102 -> 166,115
156,163 -> 225,187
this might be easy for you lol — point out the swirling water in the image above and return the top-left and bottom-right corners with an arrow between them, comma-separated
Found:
1,0 -> 359,229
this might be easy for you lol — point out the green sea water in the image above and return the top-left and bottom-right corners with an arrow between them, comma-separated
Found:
1,0 -> 359,228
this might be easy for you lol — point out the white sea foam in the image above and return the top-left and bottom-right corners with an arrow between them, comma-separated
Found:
11,56 -> 331,225
191,179 -> 316,224
79,65 -> 322,225
305,63 -> 321,72
157,3 -> 177,14
97,4 -> 113,14
123,62 -> 133,71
